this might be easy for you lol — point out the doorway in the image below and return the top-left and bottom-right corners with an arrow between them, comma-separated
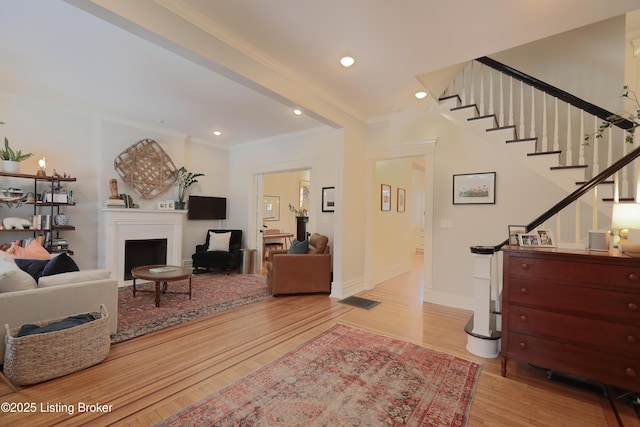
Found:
257,169 -> 311,271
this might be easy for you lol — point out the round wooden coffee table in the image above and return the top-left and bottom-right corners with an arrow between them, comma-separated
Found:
131,265 -> 192,308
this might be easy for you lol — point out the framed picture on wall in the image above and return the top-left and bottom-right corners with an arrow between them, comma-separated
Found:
397,188 -> 406,212
453,172 -> 496,205
263,195 -> 280,221
381,184 -> 391,211
322,187 -> 335,212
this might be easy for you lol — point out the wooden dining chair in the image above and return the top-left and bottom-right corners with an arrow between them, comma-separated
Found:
264,229 -> 285,259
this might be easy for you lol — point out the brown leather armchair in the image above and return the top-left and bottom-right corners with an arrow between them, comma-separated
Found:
266,233 -> 331,296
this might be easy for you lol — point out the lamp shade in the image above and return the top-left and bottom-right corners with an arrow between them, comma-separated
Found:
612,203 -> 640,230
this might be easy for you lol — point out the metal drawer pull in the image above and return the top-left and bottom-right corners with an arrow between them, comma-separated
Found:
625,368 -> 637,377
627,335 -> 638,344
628,273 -> 640,282
520,263 -> 529,270
628,303 -> 639,312
519,342 -> 527,349
519,315 -> 528,323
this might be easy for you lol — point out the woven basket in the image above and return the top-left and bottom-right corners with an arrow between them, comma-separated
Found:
3,305 -> 111,386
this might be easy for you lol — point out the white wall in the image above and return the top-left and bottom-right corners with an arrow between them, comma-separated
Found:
0,95 -> 229,269
491,16 -> 627,113
227,127 -> 340,257
371,158 -> 415,283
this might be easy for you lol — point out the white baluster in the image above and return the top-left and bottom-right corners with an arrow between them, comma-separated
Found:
465,61 -> 476,105
553,97 -> 559,151
519,81 -> 525,137
607,126 -> 613,170
614,170 -> 620,203
592,116 -> 600,175
622,131 -> 629,197
593,186 -> 598,230
460,66 -> 466,105
498,73 -> 504,126
508,78 -> 514,126
578,110 -> 585,166
575,199 -> 581,244
556,211 -> 562,244
530,86 -> 536,139
479,63 -> 485,115
566,104 -> 573,166
488,69 -> 494,116
541,93 -> 548,152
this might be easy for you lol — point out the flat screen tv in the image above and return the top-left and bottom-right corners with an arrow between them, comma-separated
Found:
188,196 -> 227,220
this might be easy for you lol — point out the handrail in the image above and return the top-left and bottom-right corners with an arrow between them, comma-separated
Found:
493,144 -> 640,250
476,56 -> 635,130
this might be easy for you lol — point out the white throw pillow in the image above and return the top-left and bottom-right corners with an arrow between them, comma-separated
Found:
208,231 -> 231,251
38,269 -> 112,288
0,258 -> 37,292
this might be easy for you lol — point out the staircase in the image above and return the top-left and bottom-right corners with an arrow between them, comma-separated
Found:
436,57 -> 640,358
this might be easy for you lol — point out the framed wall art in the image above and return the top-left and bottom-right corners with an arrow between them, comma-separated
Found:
263,195 -> 280,221
397,188 -> 406,212
322,186 -> 335,212
453,172 -> 496,205
381,184 -> 391,211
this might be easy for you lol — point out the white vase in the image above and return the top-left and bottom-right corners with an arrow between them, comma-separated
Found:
2,160 -> 19,174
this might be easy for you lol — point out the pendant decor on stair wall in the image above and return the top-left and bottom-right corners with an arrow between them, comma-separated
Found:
113,139 -> 178,199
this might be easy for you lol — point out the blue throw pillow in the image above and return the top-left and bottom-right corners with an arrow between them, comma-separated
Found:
288,239 -> 309,254
41,253 -> 80,277
15,258 -> 49,281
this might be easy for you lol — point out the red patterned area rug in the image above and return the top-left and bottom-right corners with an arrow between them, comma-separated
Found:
112,273 -> 271,343
156,324 -> 481,427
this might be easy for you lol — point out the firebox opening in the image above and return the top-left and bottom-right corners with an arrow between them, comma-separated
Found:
124,238 -> 168,280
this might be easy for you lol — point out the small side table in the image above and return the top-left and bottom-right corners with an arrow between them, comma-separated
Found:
131,265 -> 192,308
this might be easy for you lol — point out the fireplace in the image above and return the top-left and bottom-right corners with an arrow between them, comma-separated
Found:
99,208 -> 187,287
123,238 -> 168,281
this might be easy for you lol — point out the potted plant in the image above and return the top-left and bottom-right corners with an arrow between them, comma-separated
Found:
0,122 -> 32,174
584,86 -> 639,145
176,166 -> 204,210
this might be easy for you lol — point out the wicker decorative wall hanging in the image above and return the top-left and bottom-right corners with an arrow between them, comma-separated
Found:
114,139 -> 178,199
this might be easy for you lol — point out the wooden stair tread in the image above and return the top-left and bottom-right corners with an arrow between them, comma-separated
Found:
507,137 -> 538,144
550,165 -> 588,170
527,150 -> 561,156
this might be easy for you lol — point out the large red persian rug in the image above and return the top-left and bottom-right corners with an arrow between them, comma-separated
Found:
112,273 -> 271,343
156,324 -> 481,427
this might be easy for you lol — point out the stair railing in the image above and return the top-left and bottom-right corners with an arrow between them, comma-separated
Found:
444,57 -> 634,185
442,58 -> 640,357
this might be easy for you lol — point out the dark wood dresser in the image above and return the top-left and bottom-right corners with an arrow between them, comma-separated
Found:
501,246 -> 640,391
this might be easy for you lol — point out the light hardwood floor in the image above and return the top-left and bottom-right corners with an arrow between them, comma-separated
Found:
1,255 -> 638,426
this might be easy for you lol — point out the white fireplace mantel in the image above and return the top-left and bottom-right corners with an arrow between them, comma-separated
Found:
99,208 -> 187,287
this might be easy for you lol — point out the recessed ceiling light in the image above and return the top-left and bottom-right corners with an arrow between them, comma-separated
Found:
293,109 -> 303,116
415,91 -> 428,100
340,56 -> 355,68
212,130 -> 222,136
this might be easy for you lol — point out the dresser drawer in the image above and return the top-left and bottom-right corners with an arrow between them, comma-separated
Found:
507,255 -> 640,290
505,332 -> 640,391
507,307 -> 640,356
507,280 -> 640,323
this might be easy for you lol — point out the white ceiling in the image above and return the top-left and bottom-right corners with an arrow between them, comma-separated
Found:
0,0 -> 639,147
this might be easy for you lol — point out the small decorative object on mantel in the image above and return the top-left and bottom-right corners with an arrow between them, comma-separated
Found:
176,166 -> 204,210
114,138 -> 178,199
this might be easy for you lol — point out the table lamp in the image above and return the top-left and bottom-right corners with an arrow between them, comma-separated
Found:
36,157 -> 47,178
611,203 -> 640,256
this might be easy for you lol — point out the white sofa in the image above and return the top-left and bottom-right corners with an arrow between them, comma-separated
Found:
0,261 -> 118,365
